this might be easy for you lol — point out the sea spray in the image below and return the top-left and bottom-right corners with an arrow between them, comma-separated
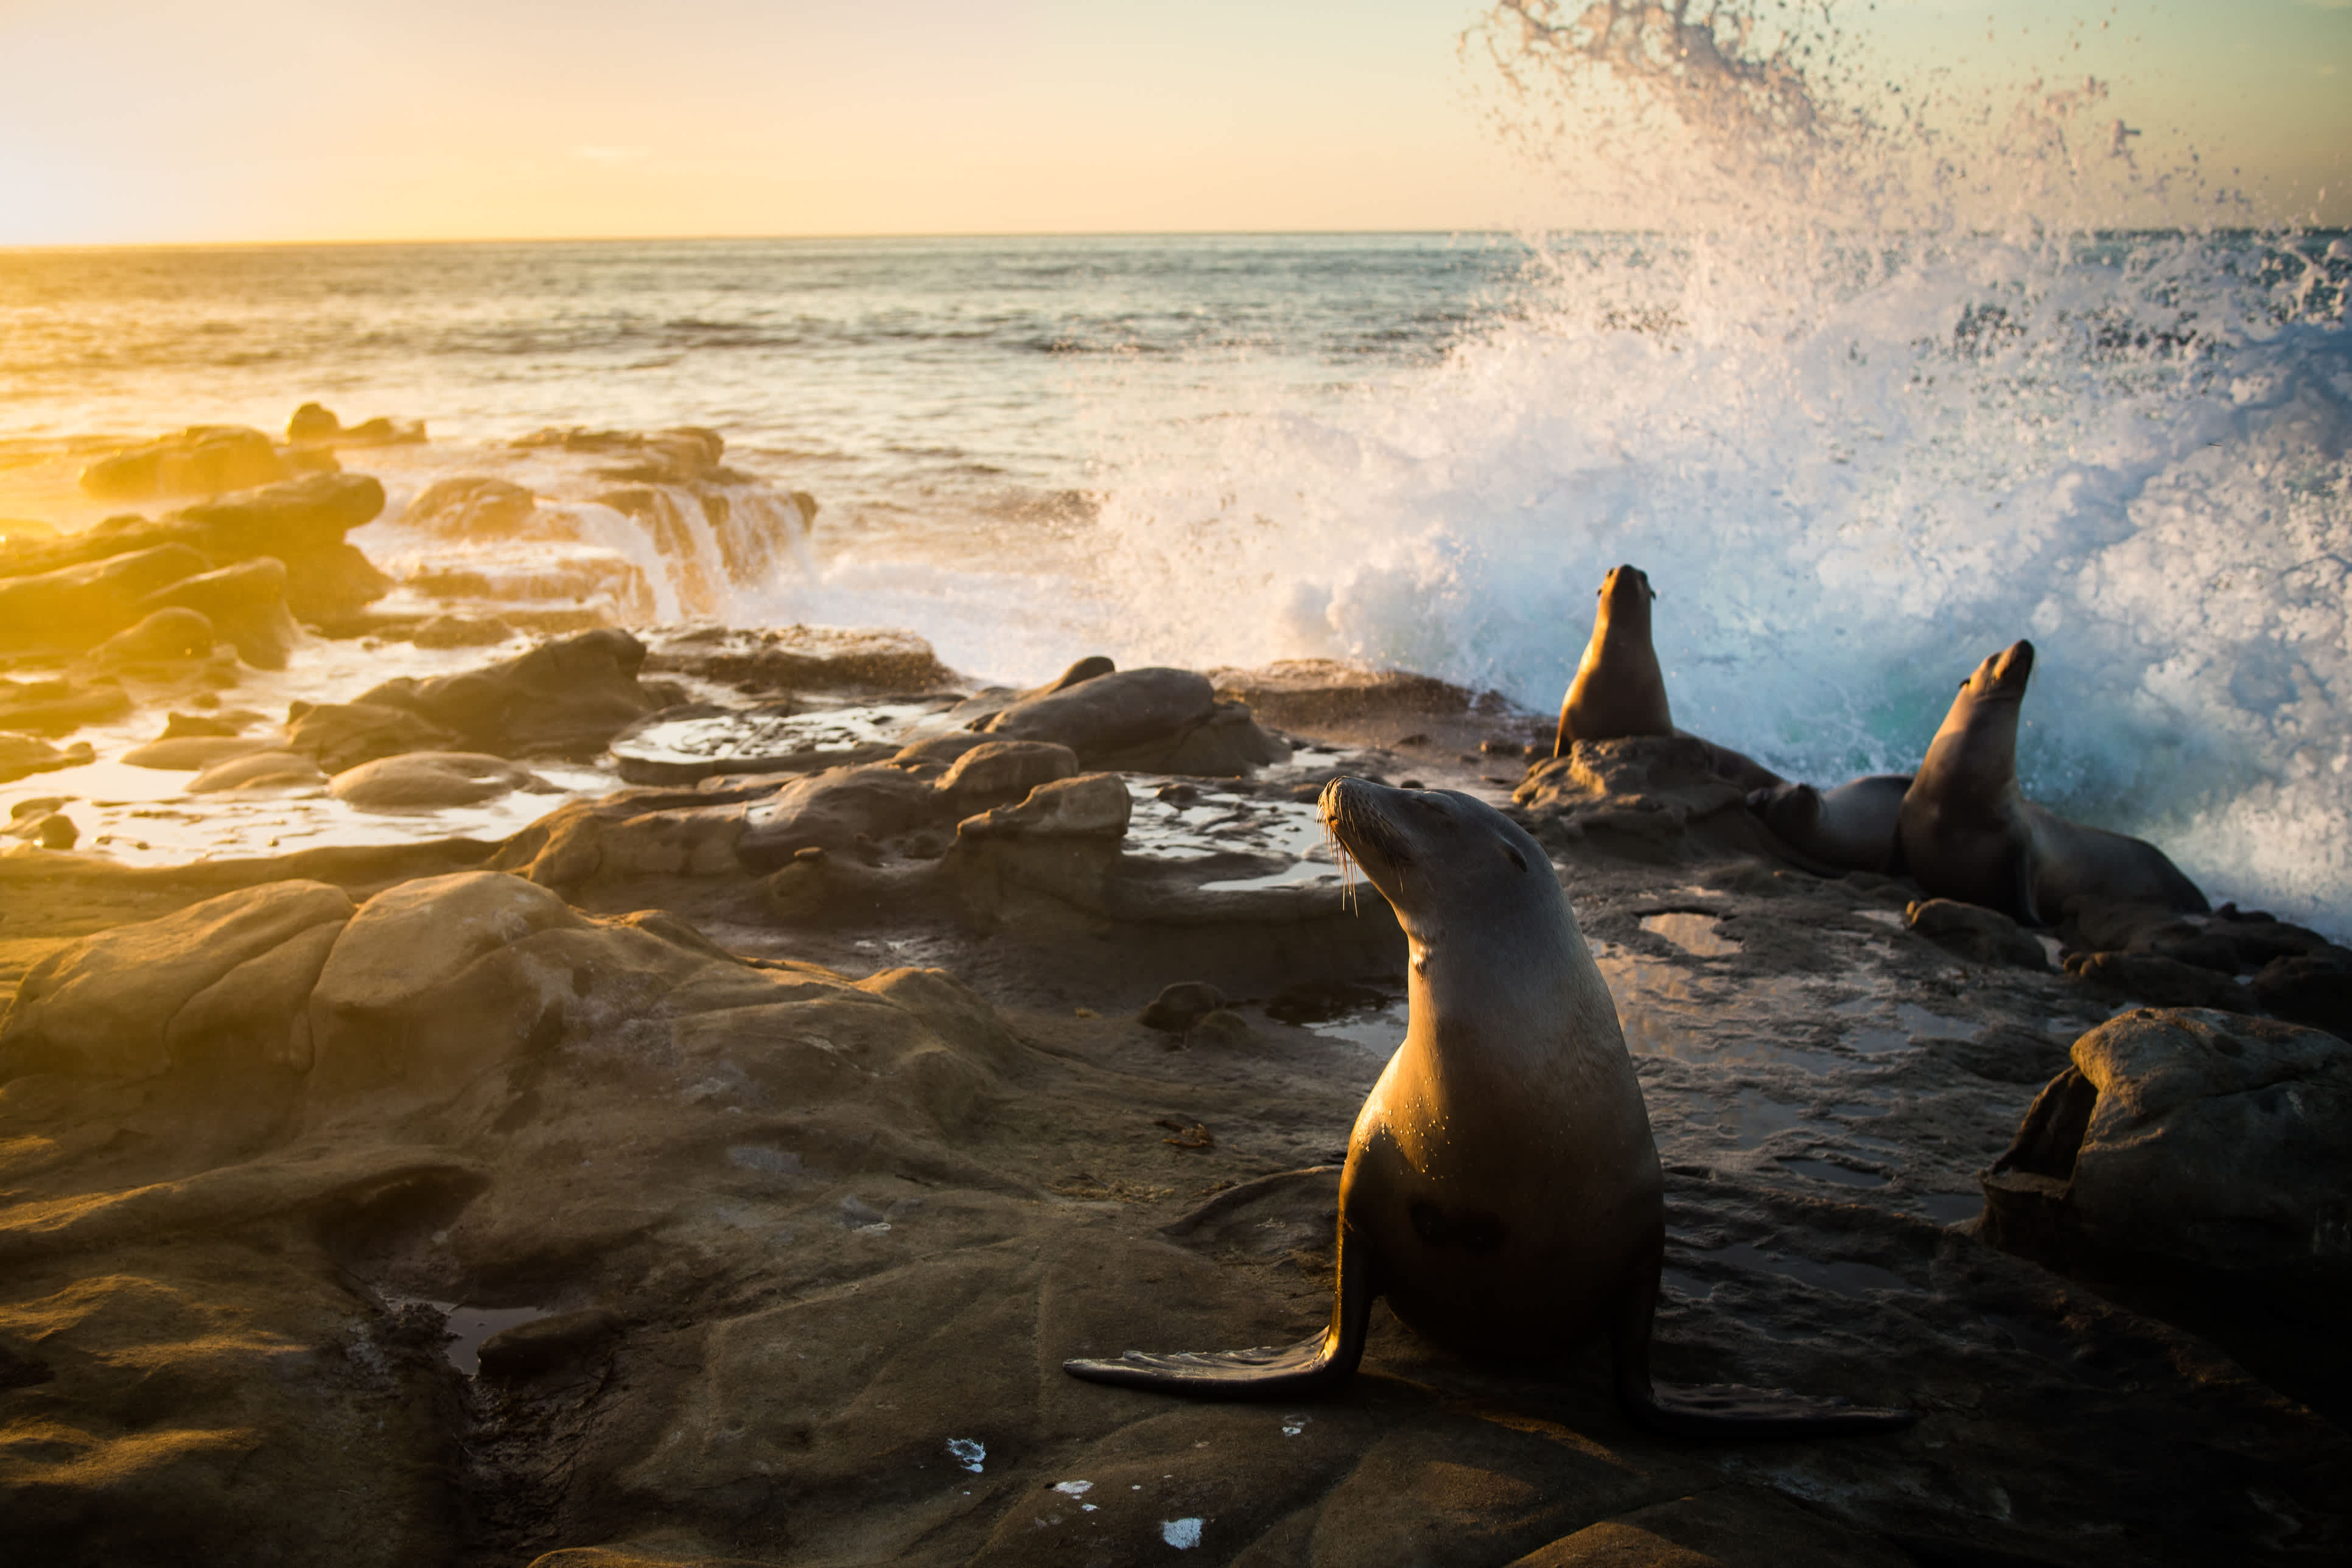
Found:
1077,5 -> 2350,927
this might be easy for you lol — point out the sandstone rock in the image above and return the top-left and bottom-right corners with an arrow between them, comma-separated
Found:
164,919 -> 344,1082
287,403 -> 424,446
306,871 -> 592,1107
517,424 -> 732,483
956,772 -> 1132,841
357,628 -> 657,758
327,752 -> 553,811
0,676 -> 131,736
1515,735 -> 1782,864
173,471 -> 387,558
1984,1008 -> 2352,1278
1209,657 -> 1474,727
89,606 -> 217,665
0,880 -> 354,1080
287,401 -> 341,442
285,701 -> 463,775
934,739 -> 1078,809
0,1256 -> 459,1566
1139,980 -> 1225,1032
400,477 -> 544,539
494,792 -> 750,892
0,733 -> 91,785
1905,898 -> 2051,970
79,424 -> 289,500
0,544 -> 208,651
477,1306 -> 623,1382
1187,1008 -> 1258,1048
890,731 -> 998,773
2063,950 -> 2252,1013
981,666 -> 1286,775
410,612 -> 517,649
736,764 -> 943,873
136,556 -> 303,669
646,624 -> 953,693
121,735 -> 273,770
161,710 -> 250,738
189,750 -> 329,793
4,809 -> 79,849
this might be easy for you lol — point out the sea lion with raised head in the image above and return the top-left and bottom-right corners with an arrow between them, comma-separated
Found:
1555,565 -> 1783,792
1557,565 -> 1673,753
1897,640 -> 2206,925
1749,774 -> 1913,876
1065,777 -> 1913,1438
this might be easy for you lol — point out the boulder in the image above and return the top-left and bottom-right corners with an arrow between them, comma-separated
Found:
0,733 -> 92,785
0,674 -> 131,735
1514,735 -> 1784,864
89,606 -> 216,665
305,871 -> 735,1116
1984,1009 -> 2352,1277
4,808 -> 79,849
981,666 -> 1287,775
0,880 -> 355,1081
286,403 -> 423,446
0,474 -> 390,628
285,702 -> 462,775
0,544 -> 208,651
1906,898 -> 2051,970
1209,658 -> 1475,727
188,750 -> 329,793
356,628 -> 657,758
1139,981 -> 1225,1032
136,556 -> 304,669
410,613 -> 516,649
327,752 -> 553,811
956,772 -> 1132,841
399,477 -> 543,540
121,735 -> 273,771
934,739 -> 1079,810
493,791 -> 751,891
79,425 -> 288,500
646,625 -> 953,693
736,764 -> 943,873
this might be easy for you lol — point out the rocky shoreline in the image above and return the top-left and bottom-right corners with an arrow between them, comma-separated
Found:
1,422 -> 2347,1566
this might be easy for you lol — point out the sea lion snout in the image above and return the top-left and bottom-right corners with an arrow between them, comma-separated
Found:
1965,638 -> 2035,698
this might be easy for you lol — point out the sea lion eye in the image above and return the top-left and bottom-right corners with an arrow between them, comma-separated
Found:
1505,846 -> 1527,873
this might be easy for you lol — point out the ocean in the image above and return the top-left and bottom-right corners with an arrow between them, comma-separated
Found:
1,226 -> 2348,928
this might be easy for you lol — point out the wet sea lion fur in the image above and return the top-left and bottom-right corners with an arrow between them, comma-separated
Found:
1064,778 -> 1913,1438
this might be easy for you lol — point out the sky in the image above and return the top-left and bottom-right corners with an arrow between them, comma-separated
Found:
0,0 -> 2344,245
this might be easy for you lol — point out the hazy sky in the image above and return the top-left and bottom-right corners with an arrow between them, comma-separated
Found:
1,0 -> 2344,245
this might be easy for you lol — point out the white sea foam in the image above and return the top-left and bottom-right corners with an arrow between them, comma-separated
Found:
1055,5 -> 2352,929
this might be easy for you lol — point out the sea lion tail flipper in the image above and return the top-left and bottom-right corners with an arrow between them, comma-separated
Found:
1611,1255 -> 1914,1439
1062,1223 -> 1374,1397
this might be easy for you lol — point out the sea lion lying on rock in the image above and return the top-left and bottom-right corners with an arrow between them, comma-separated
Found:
1748,774 -> 1911,875
1553,566 -> 1782,792
1066,778 -> 1912,1438
1898,640 -> 2206,925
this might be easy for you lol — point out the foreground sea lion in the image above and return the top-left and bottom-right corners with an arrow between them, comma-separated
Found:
1555,565 -> 1782,792
1065,778 -> 1913,1438
1748,774 -> 1913,875
1898,640 -> 2206,925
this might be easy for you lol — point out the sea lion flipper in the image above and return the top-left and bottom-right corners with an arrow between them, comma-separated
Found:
1611,1249 -> 1913,1439
1062,1222 -> 1373,1396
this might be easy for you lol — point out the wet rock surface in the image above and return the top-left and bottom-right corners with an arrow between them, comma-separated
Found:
1,634 -> 2347,1567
